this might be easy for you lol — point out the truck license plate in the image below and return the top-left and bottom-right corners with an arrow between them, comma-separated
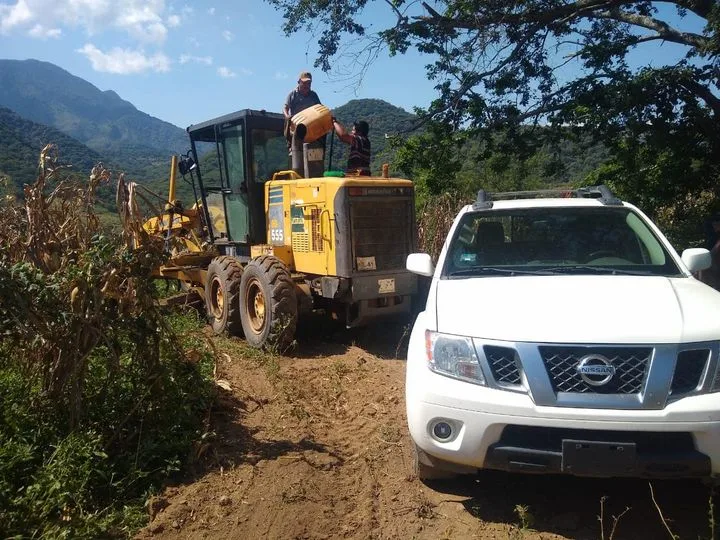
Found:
378,278 -> 395,294
357,256 -> 377,271
562,439 -> 636,476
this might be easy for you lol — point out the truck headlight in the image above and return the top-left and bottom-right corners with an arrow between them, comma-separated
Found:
425,330 -> 486,385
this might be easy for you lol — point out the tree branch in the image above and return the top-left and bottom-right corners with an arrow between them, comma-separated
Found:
413,0 -> 711,54
416,0 -> 626,30
588,9 -> 711,50
384,0 -> 408,23
679,77 -> 720,117
673,0 -> 716,19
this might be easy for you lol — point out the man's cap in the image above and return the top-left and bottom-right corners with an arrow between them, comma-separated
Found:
298,71 -> 312,81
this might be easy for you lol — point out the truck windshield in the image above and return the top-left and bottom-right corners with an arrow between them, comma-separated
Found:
442,206 -> 683,278
251,128 -> 289,183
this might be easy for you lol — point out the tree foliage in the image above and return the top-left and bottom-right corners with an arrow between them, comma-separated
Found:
269,1 -> 717,128
393,121 -> 608,203
268,0 -> 720,236
0,107 -> 103,194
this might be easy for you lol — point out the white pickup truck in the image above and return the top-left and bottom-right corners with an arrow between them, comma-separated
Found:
405,185 -> 720,481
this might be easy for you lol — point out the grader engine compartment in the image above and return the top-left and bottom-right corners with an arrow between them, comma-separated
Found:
264,176 -> 417,327
121,106 -> 418,350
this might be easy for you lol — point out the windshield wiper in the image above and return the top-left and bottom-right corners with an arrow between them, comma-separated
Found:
448,265 -> 655,277
541,265 -> 651,276
448,267 -> 556,277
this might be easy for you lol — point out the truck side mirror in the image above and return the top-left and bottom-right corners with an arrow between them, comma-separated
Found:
681,248 -> 711,273
406,253 -> 435,277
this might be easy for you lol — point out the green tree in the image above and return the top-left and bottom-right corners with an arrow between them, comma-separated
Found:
268,0 -> 720,227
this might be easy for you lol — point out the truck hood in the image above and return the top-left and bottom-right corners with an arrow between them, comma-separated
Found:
434,275 -> 720,344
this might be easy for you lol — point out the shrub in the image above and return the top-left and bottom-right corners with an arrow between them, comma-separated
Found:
0,147 -> 215,538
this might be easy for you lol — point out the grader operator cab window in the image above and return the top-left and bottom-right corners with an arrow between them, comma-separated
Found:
218,122 -> 250,243
187,110 -> 289,248
250,128 -> 288,184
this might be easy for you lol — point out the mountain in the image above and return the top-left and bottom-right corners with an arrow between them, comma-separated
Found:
329,99 -> 418,173
0,59 -> 186,167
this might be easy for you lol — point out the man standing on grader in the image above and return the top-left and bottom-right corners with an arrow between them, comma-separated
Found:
283,71 -> 371,176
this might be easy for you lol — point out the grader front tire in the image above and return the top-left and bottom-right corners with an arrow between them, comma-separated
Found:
205,256 -> 244,336
239,255 -> 298,353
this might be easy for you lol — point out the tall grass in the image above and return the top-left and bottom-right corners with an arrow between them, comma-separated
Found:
0,147 -> 216,538
416,191 -> 469,262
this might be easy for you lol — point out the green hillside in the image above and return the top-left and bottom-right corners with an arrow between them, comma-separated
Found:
0,59 -> 185,170
328,99 -> 418,174
327,100 -> 607,186
0,107 -> 104,195
0,106 -> 180,219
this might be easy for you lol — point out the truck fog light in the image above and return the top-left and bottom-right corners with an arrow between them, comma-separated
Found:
431,420 -> 453,441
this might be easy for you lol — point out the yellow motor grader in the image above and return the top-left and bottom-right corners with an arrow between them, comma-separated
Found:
120,106 -> 417,351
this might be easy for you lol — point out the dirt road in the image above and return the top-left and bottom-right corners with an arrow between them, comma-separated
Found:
138,322 -> 717,539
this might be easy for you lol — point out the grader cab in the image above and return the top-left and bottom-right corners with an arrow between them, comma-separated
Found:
125,107 -> 417,351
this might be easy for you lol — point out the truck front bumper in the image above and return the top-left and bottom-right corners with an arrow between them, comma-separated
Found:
406,322 -> 720,479
407,395 -> 718,478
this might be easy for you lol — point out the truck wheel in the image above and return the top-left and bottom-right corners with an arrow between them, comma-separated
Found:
239,255 -> 298,352
205,256 -> 244,336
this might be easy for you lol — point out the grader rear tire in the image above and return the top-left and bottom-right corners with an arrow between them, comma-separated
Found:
239,255 -> 297,353
205,256 -> 244,336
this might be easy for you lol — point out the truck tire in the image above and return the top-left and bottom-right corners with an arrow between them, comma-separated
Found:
205,256 -> 244,336
239,255 -> 298,353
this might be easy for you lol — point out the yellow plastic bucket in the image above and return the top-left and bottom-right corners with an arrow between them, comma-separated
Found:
291,104 -> 332,143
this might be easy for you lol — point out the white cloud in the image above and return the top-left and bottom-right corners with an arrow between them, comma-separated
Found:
27,23 -> 61,39
239,68 -> 253,76
274,71 -> 288,80
0,0 -> 170,44
181,5 -> 193,16
207,7 -> 215,15
217,66 -> 236,78
77,43 -> 171,74
132,21 -> 167,43
188,37 -> 200,48
0,0 -> 32,34
167,14 -> 180,28
222,30 -> 233,41
180,54 -> 212,65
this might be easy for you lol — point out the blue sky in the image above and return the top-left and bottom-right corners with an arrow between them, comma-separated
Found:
0,1 -> 708,129
0,1 -> 438,128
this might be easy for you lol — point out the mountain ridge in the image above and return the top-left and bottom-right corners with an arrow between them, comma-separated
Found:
0,59 -> 187,159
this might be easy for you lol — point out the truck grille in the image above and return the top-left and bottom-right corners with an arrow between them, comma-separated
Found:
350,199 -> 412,271
539,346 -> 651,394
671,349 -> 709,395
484,345 -> 522,385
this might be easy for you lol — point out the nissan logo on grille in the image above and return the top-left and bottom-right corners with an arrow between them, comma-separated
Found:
576,354 -> 615,386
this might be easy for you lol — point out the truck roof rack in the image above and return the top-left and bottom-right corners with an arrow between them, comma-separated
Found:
472,184 -> 622,210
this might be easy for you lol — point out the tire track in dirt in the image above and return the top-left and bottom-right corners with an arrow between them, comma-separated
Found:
138,326 -> 718,540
